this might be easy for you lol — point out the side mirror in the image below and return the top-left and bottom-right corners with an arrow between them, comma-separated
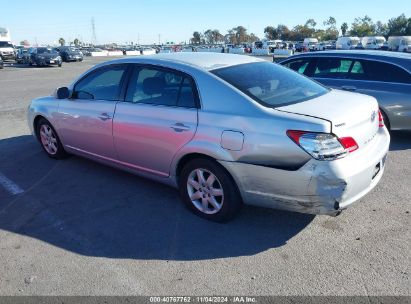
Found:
56,87 -> 70,99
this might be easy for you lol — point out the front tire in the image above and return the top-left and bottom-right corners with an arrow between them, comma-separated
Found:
179,158 -> 242,222
36,118 -> 67,159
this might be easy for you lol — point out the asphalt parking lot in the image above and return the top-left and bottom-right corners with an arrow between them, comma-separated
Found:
0,56 -> 410,296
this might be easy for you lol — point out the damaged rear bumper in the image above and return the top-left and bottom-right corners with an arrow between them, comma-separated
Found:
219,127 -> 390,216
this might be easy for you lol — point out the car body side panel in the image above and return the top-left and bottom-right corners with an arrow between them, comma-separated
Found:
113,103 -> 198,176
55,99 -> 118,159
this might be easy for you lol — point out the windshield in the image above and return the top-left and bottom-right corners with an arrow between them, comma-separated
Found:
376,39 -> 385,44
212,62 -> 329,107
0,41 -> 13,48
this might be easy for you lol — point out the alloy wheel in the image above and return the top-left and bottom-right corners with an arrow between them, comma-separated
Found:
187,168 -> 224,215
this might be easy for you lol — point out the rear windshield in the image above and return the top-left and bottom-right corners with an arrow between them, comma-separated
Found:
212,62 -> 329,107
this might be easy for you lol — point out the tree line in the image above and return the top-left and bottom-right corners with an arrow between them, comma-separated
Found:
190,14 -> 411,44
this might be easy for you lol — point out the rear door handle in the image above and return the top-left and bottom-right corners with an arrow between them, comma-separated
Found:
98,113 -> 112,121
341,85 -> 357,91
171,123 -> 190,132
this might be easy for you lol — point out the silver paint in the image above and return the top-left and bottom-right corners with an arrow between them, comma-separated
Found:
28,53 -> 390,216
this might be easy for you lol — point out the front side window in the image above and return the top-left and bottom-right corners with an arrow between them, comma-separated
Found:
125,66 -> 198,108
212,62 -> 329,107
283,58 -> 311,75
73,65 -> 128,101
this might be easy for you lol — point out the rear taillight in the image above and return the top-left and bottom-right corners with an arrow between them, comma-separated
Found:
339,137 -> 359,153
378,110 -> 384,127
287,130 -> 358,161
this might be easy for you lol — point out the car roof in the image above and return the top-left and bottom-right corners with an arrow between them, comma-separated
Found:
282,50 -> 411,72
108,52 -> 265,71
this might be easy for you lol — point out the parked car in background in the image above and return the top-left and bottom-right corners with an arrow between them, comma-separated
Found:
315,42 -> 327,51
381,42 -> 389,51
0,41 -> 16,61
16,48 -> 29,63
303,38 -> 318,51
0,56 -> 3,69
362,36 -> 386,50
398,36 -> 411,53
295,41 -> 304,52
28,53 -> 390,221
336,37 -> 361,50
280,50 -> 411,131
355,42 -> 365,50
55,46 -> 83,62
388,36 -> 403,51
27,47 -> 62,67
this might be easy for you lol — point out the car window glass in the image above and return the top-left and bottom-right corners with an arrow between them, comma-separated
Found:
126,67 -> 197,108
313,58 -> 352,79
362,60 -> 411,84
212,62 -> 329,107
74,65 -> 127,101
284,59 -> 310,74
178,77 -> 197,108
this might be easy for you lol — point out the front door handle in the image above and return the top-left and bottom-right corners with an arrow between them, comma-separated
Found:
171,123 -> 190,132
98,113 -> 112,121
341,85 -> 357,91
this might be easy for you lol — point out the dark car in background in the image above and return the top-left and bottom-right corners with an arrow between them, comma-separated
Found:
280,50 -> 411,131
16,48 -> 29,63
55,46 -> 83,62
0,57 -> 3,69
27,47 -> 62,67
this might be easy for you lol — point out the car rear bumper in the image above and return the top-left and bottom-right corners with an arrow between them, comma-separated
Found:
219,127 -> 390,216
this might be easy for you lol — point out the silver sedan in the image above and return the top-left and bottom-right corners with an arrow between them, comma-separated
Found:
28,53 -> 390,222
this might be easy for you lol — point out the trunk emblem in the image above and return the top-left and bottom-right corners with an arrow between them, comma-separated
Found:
371,111 -> 377,122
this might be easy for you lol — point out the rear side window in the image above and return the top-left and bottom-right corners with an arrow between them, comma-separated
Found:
212,62 -> 329,107
125,66 -> 198,108
73,65 -> 128,100
312,58 -> 354,79
360,60 -> 411,84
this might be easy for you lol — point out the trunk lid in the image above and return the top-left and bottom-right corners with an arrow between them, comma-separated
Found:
278,89 -> 380,150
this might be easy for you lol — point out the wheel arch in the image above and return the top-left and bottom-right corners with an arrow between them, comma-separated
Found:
379,106 -> 391,131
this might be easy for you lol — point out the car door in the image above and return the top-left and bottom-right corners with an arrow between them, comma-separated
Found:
57,64 -> 129,159
345,60 -> 411,130
113,65 -> 199,176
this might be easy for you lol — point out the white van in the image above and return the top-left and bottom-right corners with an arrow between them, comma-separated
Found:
0,27 -> 15,61
303,38 -> 318,51
362,36 -> 386,50
388,36 -> 403,51
398,36 -> 411,53
336,36 -> 360,49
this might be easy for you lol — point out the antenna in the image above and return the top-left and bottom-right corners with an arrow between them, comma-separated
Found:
91,18 -> 97,45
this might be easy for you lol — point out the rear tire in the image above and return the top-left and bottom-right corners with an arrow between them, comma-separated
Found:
36,118 -> 68,159
179,158 -> 242,222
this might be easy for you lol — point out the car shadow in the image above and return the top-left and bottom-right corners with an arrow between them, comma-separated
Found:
389,131 -> 411,151
0,135 -> 315,261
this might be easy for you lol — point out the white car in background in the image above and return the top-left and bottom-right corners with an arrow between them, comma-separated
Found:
363,36 -> 386,50
336,37 -> 361,50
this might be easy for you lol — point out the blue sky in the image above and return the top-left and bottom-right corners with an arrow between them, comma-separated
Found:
2,0 -> 410,45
